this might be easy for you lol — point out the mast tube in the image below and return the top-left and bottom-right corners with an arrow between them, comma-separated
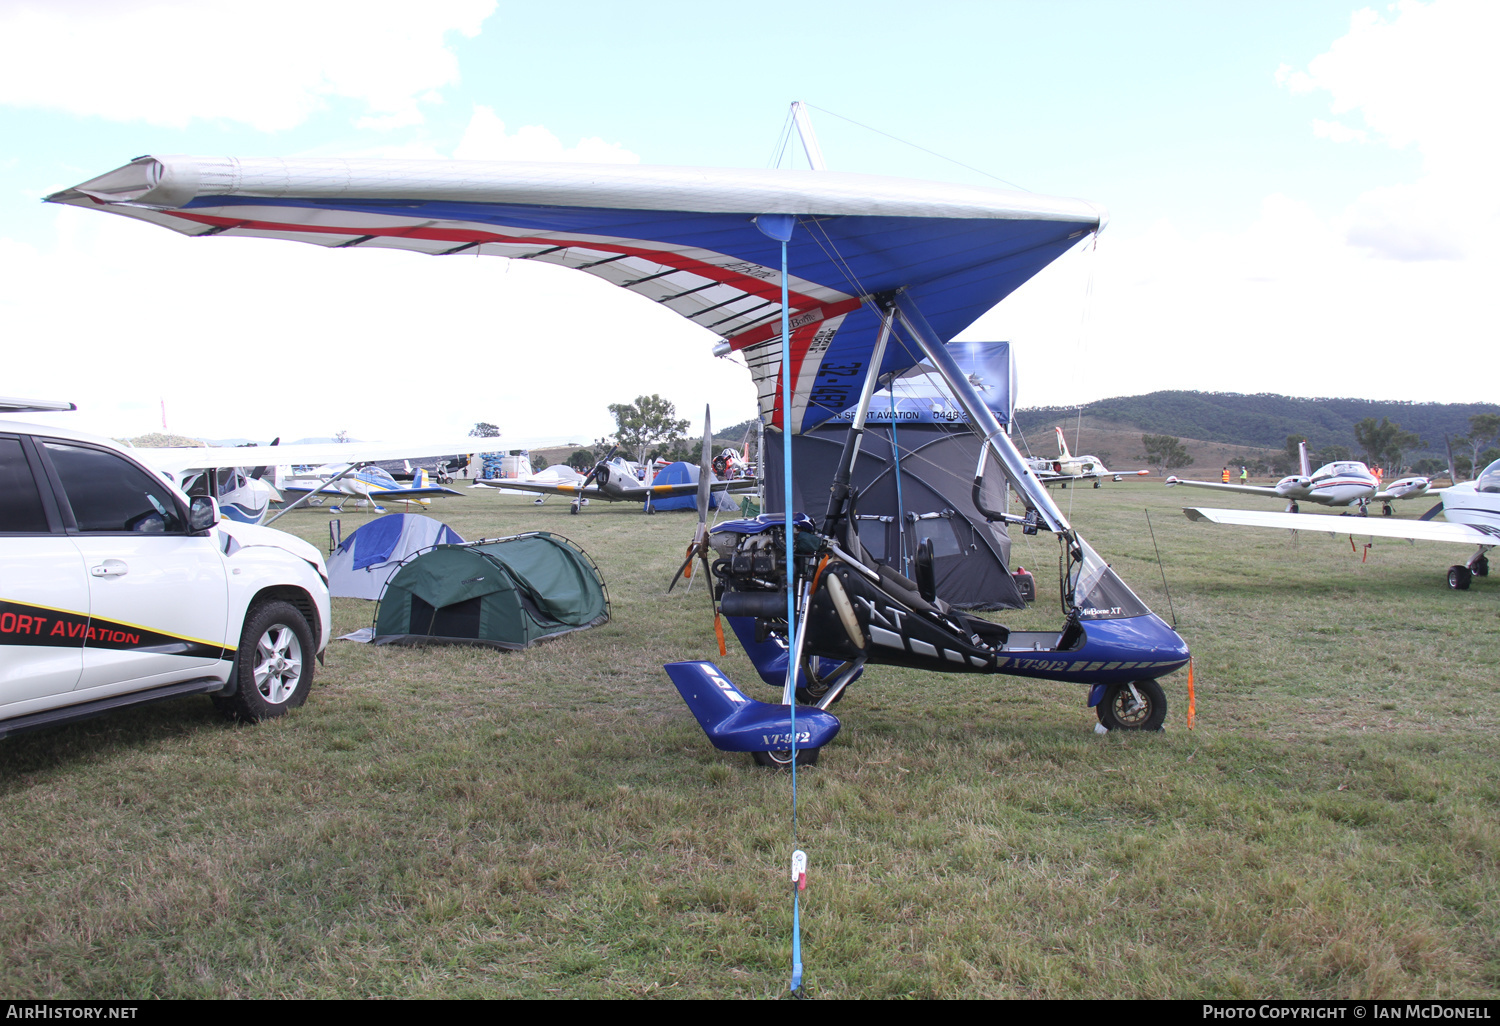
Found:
892,292 -> 1072,536
821,307 -> 894,533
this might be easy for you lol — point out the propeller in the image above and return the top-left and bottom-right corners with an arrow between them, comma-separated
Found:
572,445 -> 618,508
249,437 -> 279,482
668,405 -> 726,655
1446,434 -> 1460,485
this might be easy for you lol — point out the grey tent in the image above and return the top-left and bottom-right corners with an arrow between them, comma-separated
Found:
763,341 -> 1026,611
373,533 -> 609,649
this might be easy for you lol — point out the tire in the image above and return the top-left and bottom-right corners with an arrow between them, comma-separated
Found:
1096,679 -> 1167,731
216,600 -> 315,722
752,746 -> 820,768
1448,565 -> 1472,590
1473,556 -> 1489,578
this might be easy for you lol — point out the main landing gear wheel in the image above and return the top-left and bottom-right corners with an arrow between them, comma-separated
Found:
1448,565 -> 1472,590
1382,503 -> 1394,516
753,746 -> 820,768
216,600 -> 315,723
1096,679 -> 1167,731
1473,556 -> 1489,577
569,502 -> 580,515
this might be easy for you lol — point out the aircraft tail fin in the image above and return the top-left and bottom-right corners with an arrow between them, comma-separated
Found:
415,467 -> 430,489
1299,440 -> 1311,478
1055,426 -> 1072,461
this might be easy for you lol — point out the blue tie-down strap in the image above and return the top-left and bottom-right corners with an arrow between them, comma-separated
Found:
665,661 -> 841,753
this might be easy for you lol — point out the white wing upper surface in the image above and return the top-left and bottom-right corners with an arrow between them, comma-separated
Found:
1182,507 -> 1500,546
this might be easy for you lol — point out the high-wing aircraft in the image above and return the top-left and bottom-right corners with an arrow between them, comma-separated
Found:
1166,441 -> 1431,515
476,447 -> 756,513
1184,457 -> 1500,590
1030,427 -> 1150,488
52,154 -> 1190,764
138,438 -> 478,523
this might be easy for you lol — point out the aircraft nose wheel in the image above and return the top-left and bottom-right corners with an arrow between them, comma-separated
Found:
753,746 -> 820,768
1448,565 -> 1473,590
1096,680 -> 1167,731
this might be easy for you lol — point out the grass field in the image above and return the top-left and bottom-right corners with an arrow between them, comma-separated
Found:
2,481 -> 1497,999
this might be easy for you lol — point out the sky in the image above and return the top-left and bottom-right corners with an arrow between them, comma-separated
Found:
0,0 -> 1494,447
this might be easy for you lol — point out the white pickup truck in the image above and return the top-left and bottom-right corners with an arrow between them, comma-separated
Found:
0,414 -> 330,739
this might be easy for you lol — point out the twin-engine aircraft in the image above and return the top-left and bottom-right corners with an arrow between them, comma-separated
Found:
477,444 -> 757,514
1185,457 -> 1500,590
1167,441 -> 1431,515
1030,427 -> 1151,488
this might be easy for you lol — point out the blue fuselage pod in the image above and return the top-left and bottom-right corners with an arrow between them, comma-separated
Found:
665,661 -> 841,754
723,616 -> 863,692
994,612 -> 1189,685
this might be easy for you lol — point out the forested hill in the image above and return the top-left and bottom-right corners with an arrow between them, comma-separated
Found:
1014,392 -> 1498,455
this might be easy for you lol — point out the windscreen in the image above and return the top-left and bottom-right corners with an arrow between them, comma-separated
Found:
1069,537 -> 1151,620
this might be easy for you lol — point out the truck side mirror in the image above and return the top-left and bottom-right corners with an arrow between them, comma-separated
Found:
188,495 -> 220,532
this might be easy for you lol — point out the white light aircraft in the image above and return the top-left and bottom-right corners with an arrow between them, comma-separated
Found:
1030,427 -> 1151,488
1167,441 -> 1431,515
278,465 -> 463,513
1184,457 -> 1500,590
137,439 -> 479,524
477,449 -> 756,514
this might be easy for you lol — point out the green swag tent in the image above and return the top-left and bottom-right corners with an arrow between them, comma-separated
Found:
373,534 -> 609,649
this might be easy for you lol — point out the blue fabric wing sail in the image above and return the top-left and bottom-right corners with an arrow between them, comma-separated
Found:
48,158 -> 1102,434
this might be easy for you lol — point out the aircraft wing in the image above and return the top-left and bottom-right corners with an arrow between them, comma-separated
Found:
1183,507 -> 1500,546
50,157 -> 1100,436
135,439 -> 480,477
281,481 -> 464,499
476,480 -> 600,498
1165,477 -> 1285,498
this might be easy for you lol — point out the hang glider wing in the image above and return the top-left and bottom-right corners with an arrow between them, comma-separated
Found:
1183,507 -> 1500,546
50,158 -> 1103,435
135,439 -> 479,478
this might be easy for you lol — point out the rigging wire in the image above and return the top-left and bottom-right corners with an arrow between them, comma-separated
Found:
804,102 -> 1031,192
767,106 -> 798,169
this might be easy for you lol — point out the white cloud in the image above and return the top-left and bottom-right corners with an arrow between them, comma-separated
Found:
971,189 -> 1497,408
0,0 -> 496,131
1311,119 -> 1367,144
1280,0 -> 1500,261
453,106 -> 639,163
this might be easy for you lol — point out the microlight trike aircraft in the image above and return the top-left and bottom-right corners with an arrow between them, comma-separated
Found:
50,156 -> 1191,762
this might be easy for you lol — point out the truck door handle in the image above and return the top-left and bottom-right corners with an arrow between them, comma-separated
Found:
90,561 -> 128,578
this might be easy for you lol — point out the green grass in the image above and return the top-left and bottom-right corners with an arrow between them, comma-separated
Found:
2,482 -> 1498,998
